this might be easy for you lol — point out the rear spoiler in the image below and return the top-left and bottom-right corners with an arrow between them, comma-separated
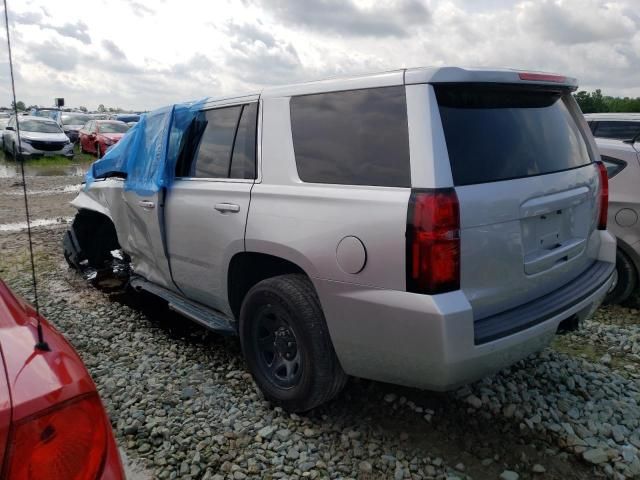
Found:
405,67 -> 578,91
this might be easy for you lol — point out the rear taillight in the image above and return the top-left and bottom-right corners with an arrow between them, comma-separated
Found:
596,161 -> 609,230
406,189 -> 460,294
4,394 -> 108,480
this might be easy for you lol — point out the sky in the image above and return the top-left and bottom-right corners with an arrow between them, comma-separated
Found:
0,0 -> 638,111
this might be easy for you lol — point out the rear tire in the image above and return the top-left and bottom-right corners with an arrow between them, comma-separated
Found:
239,274 -> 347,412
604,249 -> 638,305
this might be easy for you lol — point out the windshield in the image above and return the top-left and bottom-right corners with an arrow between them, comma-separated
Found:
99,122 -> 129,133
62,114 -> 90,126
19,120 -> 63,133
435,85 -> 592,186
34,110 -> 59,120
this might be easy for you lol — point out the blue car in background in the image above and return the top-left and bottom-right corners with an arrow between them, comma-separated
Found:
111,113 -> 140,126
29,108 -> 62,124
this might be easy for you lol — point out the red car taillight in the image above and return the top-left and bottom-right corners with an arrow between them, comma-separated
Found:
4,394 -> 108,480
596,161 -> 609,230
406,188 -> 460,294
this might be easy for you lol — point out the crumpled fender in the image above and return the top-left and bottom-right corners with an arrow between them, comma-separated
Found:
70,190 -> 112,220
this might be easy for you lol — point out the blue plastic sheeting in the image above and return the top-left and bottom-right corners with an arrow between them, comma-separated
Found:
85,99 -> 206,196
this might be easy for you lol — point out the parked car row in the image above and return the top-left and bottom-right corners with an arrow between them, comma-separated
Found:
1,115 -> 131,159
65,67 -> 619,412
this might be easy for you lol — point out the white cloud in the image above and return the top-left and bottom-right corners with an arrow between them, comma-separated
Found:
0,0 -> 638,111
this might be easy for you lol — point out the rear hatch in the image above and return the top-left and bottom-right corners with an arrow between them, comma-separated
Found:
435,83 -> 601,320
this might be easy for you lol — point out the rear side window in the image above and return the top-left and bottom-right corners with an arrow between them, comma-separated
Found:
592,121 -> 640,141
290,86 -> 410,187
601,155 -> 627,178
230,103 -> 258,179
436,85 -> 592,186
189,106 -> 242,178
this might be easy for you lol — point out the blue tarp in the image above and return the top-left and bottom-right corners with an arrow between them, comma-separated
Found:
85,99 -> 206,196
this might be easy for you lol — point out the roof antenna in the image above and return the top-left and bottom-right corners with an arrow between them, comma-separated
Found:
3,0 -> 49,351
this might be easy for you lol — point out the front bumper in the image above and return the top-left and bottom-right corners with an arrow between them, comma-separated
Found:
20,141 -> 74,158
315,232 -> 616,391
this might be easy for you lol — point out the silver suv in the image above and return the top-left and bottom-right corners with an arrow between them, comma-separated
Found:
64,67 -> 616,412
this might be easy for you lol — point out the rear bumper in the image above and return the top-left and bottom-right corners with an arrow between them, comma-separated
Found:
316,233 -> 615,391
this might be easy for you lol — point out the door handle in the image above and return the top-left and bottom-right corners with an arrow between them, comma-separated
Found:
138,200 -> 155,209
214,203 -> 240,213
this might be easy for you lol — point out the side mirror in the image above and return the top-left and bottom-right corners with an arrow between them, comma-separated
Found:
6,126 -> 13,131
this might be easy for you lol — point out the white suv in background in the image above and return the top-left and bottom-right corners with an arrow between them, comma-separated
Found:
585,113 -> 640,142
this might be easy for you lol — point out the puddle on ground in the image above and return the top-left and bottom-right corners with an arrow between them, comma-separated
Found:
0,184 -> 81,195
0,153 -> 93,178
0,217 -> 73,232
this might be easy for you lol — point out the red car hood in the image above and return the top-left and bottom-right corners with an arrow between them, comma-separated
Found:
0,280 -> 97,458
101,133 -> 124,142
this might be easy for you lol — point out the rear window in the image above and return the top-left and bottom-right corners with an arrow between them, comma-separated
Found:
592,121 -> 640,141
290,86 -> 410,187
436,85 -> 592,186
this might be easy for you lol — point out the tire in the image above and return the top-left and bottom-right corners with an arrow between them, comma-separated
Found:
604,249 -> 638,305
239,274 -> 347,412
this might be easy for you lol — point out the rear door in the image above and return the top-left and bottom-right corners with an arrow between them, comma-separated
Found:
164,101 -> 258,314
434,84 -> 600,319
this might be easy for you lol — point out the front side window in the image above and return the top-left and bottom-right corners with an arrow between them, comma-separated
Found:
230,103 -> 258,179
290,86 -> 411,187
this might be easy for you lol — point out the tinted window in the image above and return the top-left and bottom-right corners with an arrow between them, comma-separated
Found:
593,121 -> 640,140
290,86 -> 410,187
18,120 -> 62,133
601,155 -> 627,178
230,103 -> 257,179
99,122 -> 129,133
189,106 -> 242,178
436,85 -> 592,186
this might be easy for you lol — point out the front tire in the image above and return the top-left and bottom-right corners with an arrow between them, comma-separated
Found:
239,274 -> 347,412
605,249 -> 638,305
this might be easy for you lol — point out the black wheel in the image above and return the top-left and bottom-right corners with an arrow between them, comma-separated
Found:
605,249 -> 638,305
240,274 -> 347,412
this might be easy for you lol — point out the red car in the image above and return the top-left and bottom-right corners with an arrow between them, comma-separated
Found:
0,279 -> 124,479
79,120 -> 129,158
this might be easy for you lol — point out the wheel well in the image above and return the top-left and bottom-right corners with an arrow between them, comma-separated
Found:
72,209 -> 120,266
228,252 -> 306,319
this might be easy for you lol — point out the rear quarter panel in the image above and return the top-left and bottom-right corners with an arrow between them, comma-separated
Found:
246,96 -> 410,291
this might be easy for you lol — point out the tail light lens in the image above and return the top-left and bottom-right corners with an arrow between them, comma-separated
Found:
406,188 -> 460,294
596,161 -> 609,230
4,394 -> 108,480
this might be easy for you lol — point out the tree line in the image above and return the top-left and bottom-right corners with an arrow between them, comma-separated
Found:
573,90 -> 640,114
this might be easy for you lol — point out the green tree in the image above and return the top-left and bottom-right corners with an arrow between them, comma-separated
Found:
78,106 -> 88,112
11,100 -> 26,111
97,104 -> 106,113
574,89 -> 640,113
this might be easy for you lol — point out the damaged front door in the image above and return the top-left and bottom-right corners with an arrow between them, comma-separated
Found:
121,188 -> 175,290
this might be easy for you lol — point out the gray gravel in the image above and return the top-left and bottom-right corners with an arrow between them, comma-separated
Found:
1,225 -> 639,479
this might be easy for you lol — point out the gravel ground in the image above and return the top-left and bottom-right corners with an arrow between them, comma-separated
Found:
1,167 -> 639,479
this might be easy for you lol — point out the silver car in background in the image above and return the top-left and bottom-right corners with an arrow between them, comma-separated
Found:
585,113 -> 640,141
60,112 -> 92,143
2,115 -> 74,158
595,137 -> 640,304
